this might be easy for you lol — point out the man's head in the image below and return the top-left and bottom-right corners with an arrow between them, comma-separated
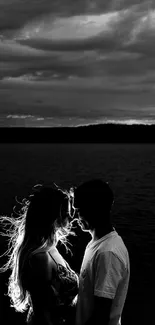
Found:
73,179 -> 114,232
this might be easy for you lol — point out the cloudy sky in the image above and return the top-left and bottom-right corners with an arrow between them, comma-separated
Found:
1,0 -> 155,126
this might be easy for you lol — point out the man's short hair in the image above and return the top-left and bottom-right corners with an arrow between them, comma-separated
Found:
74,179 -> 114,215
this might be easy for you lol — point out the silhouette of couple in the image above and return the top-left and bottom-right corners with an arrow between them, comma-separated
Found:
0,179 -> 130,325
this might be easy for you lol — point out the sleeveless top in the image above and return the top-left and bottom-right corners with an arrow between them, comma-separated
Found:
26,252 -> 79,325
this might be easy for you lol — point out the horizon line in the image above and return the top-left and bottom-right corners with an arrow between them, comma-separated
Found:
1,114 -> 155,127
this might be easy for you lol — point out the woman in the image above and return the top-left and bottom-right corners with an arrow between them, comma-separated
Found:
0,184 -> 79,325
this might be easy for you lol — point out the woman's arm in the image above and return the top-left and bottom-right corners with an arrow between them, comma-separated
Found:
71,294 -> 78,306
29,252 -> 56,305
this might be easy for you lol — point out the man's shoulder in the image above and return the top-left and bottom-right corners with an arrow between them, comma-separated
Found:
96,236 -> 129,269
100,232 -> 128,253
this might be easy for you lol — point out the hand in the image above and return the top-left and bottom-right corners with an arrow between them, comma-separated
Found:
71,294 -> 78,306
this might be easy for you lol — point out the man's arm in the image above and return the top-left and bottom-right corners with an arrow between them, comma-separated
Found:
93,296 -> 113,325
91,251 -> 123,325
85,296 -> 113,325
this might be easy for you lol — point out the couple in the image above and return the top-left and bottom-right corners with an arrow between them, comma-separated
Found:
0,179 -> 130,325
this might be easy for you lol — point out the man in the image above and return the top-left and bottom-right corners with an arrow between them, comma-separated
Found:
73,179 -> 130,325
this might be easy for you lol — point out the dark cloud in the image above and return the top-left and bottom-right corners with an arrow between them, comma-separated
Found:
0,0 -> 106,32
1,0 -> 152,33
0,0 -> 66,32
1,45 -> 155,82
0,64 -> 90,80
18,34 -> 119,52
0,45 -> 94,79
94,53 -> 155,77
14,5 -> 152,57
0,0 -> 155,98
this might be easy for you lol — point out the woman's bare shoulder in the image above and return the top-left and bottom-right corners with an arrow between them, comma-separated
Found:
29,251 -> 55,281
30,251 -> 49,262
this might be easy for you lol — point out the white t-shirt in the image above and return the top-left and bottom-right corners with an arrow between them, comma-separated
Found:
75,229 -> 130,325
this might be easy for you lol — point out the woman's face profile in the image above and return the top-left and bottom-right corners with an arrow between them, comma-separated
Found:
73,204 -> 90,232
78,216 -> 90,232
57,196 -> 71,227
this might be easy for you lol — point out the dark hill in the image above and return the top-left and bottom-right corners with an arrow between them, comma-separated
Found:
0,124 -> 155,143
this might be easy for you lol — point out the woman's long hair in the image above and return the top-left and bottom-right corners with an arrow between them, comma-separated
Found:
0,184 -> 75,314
